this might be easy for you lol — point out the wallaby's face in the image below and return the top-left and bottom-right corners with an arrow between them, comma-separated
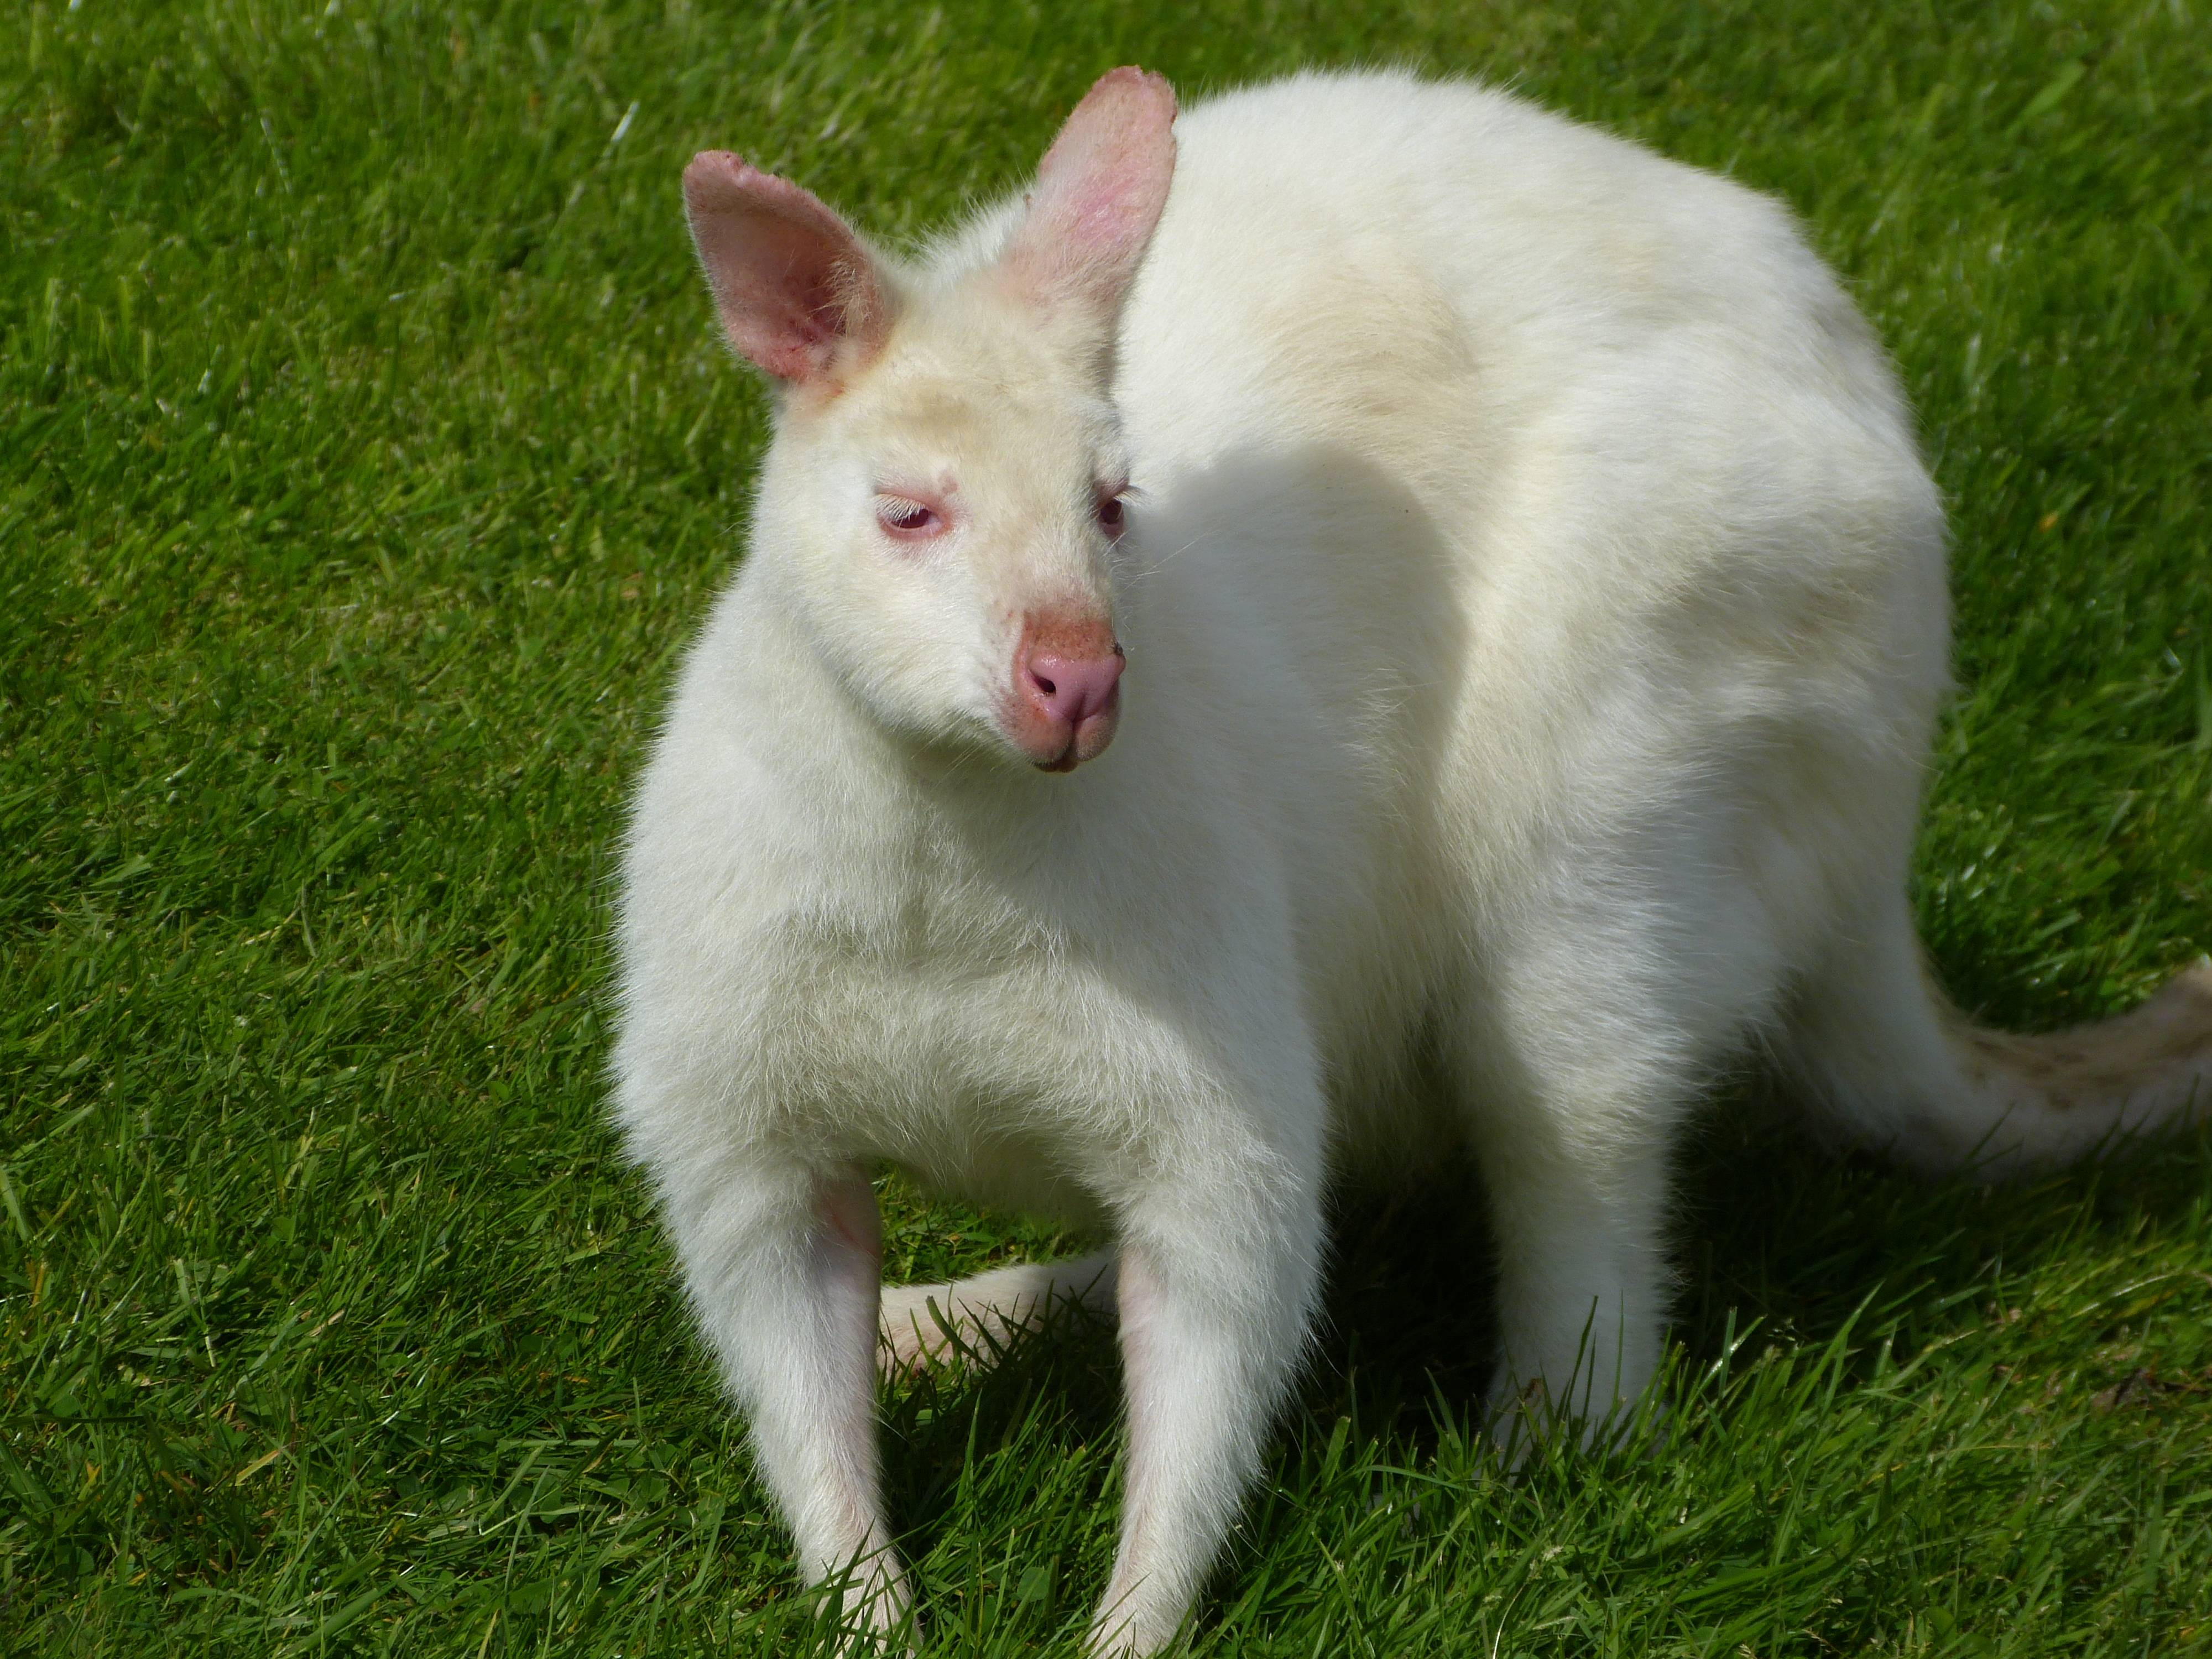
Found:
682,70 -> 1176,773
758,307 -> 1135,770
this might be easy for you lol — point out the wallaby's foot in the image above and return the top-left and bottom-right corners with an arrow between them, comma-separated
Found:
878,1251 -> 1118,1379
1481,1371 -> 1661,1469
820,1557 -> 920,1657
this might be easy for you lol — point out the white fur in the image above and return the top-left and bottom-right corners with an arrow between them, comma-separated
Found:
613,69 -> 2212,1655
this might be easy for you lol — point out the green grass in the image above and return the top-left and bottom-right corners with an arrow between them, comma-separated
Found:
4,0 -> 2210,1652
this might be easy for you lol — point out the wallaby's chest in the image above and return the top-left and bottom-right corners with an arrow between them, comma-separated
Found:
744,863 -> 1141,1155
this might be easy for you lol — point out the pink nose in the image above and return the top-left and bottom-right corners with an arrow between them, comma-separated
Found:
1023,648 -> 1124,730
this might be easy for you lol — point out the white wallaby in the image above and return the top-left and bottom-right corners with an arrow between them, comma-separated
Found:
613,66 -> 2212,1654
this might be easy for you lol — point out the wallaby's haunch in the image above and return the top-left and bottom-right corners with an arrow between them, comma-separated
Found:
612,66 -> 2212,1654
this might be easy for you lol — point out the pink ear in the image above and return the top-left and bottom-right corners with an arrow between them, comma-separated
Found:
1002,67 -> 1178,321
681,152 -> 891,383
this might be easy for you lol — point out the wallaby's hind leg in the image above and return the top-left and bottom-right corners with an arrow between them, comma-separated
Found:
1459,1055 -> 1678,1451
1445,862 -> 1783,1451
879,1250 -> 1119,1379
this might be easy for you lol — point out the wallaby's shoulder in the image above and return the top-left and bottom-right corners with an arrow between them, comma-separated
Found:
1174,66 -> 1525,132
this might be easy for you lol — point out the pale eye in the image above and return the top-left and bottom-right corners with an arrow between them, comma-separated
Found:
876,496 -> 945,539
1096,494 -> 1127,535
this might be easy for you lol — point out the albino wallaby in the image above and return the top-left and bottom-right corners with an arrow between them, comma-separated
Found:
613,65 -> 2212,1654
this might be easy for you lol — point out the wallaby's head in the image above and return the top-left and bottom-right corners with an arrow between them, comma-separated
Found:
683,68 -> 1176,774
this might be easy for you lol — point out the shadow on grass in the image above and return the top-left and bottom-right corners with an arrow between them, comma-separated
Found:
874,1082 -> 2212,1620
1676,1083 -> 2212,1365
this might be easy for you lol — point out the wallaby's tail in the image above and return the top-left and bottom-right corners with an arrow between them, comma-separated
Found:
1782,895 -> 2212,1180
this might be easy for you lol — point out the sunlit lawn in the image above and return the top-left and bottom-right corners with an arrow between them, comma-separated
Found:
4,1 -> 2210,1651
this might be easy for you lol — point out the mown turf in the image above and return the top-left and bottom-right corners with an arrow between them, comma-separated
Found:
4,1 -> 2209,1653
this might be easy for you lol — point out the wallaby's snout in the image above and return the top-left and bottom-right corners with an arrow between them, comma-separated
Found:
1009,612 -> 1124,771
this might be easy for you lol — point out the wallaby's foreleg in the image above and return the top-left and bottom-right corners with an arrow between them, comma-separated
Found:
670,1159 -> 910,1640
879,1250 -> 1119,1378
1087,1176 -> 1322,1656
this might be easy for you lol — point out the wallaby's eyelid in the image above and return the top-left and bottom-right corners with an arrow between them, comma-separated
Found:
1095,479 -> 1134,532
875,493 -> 950,540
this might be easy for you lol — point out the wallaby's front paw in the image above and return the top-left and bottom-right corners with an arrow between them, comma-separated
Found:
1084,1606 -> 1178,1659
818,1558 -> 920,1656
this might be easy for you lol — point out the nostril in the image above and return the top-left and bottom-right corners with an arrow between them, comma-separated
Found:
1025,649 -> 1124,727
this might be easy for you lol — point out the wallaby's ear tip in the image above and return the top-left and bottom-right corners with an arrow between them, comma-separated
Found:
682,151 -> 747,222
682,152 -> 799,216
682,149 -> 739,186
1081,65 -> 1178,124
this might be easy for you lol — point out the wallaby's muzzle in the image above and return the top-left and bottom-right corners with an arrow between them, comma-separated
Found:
1005,612 -> 1123,770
